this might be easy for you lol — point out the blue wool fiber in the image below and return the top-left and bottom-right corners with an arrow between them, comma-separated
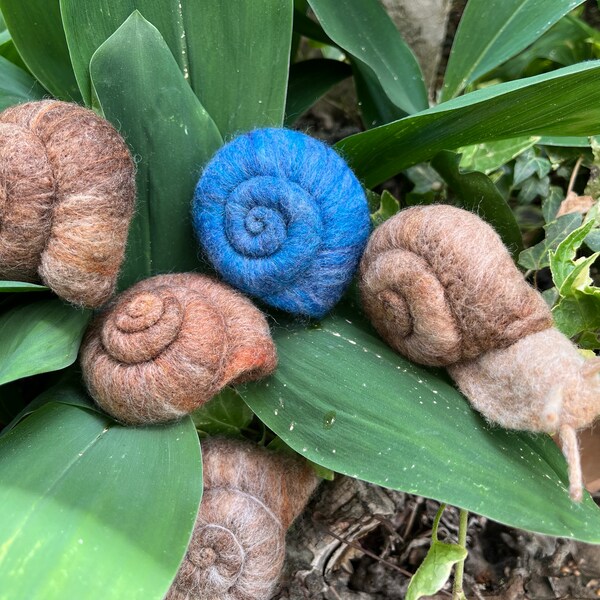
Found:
192,128 -> 371,318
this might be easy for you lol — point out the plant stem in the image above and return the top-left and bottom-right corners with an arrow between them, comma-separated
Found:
567,155 -> 584,196
452,508 -> 469,600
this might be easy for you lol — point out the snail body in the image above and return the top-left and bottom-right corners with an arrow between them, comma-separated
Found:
0,100 -> 135,307
192,128 -> 370,318
80,273 -> 277,425
360,204 -> 600,501
166,438 -> 319,600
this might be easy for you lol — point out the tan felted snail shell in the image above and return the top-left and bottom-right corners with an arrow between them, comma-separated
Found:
0,100 -> 135,307
359,204 -> 600,501
166,438 -> 319,600
80,273 -> 277,425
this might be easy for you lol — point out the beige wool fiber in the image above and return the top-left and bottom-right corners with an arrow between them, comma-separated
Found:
0,100 -> 135,307
166,438 -> 319,600
359,204 -> 600,501
359,204 -> 552,366
80,273 -> 277,425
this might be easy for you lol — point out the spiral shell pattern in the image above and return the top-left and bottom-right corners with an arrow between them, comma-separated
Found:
0,100 -> 135,307
192,128 -> 370,318
166,438 -> 319,600
80,274 -> 277,425
359,205 -> 553,366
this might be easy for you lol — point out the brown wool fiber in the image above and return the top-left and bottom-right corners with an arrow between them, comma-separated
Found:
80,273 -> 278,425
166,438 -> 319,600
0,100 -> 135,307
359,204 -> 600,501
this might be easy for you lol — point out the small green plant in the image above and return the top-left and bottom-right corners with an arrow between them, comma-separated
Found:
0,0 -> 600,598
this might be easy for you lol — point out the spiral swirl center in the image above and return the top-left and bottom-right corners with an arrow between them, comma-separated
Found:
101,289 -> 184,364
116,293 -> 164,332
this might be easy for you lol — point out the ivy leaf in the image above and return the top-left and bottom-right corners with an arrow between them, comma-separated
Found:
514,150 -> 552,186
518,213 -> 582,270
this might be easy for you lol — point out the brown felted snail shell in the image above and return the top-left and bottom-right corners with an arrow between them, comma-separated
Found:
166,438 -> 319,600
0,100 -> 135,307
360,204 -> 600,501
80,273 -> 277,425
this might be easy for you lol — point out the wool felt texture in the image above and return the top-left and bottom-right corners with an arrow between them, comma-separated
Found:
80,273 -> 277,425
359,204 -> 600,501
192,128 -> 371,318
0,100 -> 135,307
166,438 -> 319,600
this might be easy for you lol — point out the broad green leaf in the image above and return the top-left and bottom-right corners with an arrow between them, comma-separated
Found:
0,393 -> 202,600
441,0 -> 585,100
458,137 -> 538,175
239,310 -> 600,542
352,59 -> 406,128
285,58 -> 352,126
192,388 -> 254,437
371,190 -> 400,227
338,61 -> 600,188
90,12 -> 222,289
307,0 -> 427,115
0,0 -> 80,100
519,213 -> 582,271
0,299 -> 90,386
406,541 -> 467,600
62,0 -> 293,136
540,136 -> 591,148
292,9 -> 333,46
431,151 -> 523,257
0,56 -> 45,110
0,281 -> 48,292
553,292 -> 600,341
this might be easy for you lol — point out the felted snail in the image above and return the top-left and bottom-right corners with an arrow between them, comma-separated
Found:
0,100 -> 135,307
359,204 -> 600,501
80,273 -> 277,424
192,128 -> 371,318
166,438 -> 319,600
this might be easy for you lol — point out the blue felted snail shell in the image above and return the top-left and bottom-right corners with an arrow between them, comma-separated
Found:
192,128 -> 370,318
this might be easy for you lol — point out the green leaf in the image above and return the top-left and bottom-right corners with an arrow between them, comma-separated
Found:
192,388 -> 254,437
518,213 -> 582,271
458,136 -> 538,174
90,12 -> 222,289
441,0 -> 585,100
352,59 -> 406,128
513,150 -> 551,186
62,0 -> 293,135
0,55 -> 45,110
371,190 -> 401,227
307,0 -> 427,115
406,541 -> 468,600
549,219 -> 596,290
431,151 -> 523,257
0,299 -> 90,386
0,281 -> 48,292
0,392 -> 202,600
284,58 -> 352,126
239,310 -> 600,542
339,61 -> 600,188
0,0 -> 80,100
553,292 -> 600,340
540,136 -> 591,148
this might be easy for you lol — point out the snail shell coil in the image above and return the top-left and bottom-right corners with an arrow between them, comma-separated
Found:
359,205 -> 553,366
193,128 -> 371,318
80,274 -> 277,425
166,438 -> 319,600
0,100 -> 135,307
